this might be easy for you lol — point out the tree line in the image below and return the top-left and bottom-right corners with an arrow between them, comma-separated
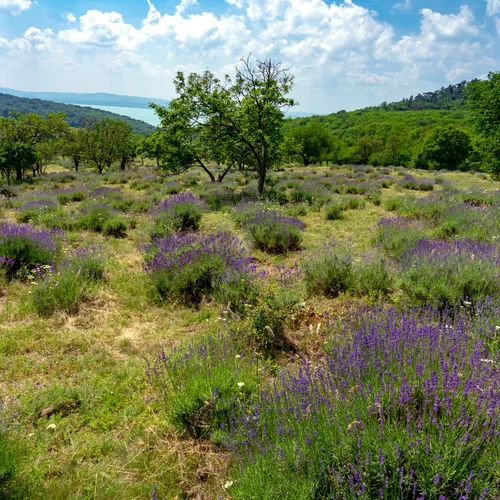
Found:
1,62 -> 500,189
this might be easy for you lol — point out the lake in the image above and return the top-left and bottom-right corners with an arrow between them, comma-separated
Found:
72,104 -> 160,126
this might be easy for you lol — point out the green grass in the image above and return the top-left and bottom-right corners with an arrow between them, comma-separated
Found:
0,163 -> 498,498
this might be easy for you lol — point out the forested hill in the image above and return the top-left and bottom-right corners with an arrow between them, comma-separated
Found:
0,93 -> 155,136
377,82 -> 469,111
0,88 -> 169,109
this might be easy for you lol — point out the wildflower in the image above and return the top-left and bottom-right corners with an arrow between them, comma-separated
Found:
237,382 -> 245,388
223,480 -> 234,489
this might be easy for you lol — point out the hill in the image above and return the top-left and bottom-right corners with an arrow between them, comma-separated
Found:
0,88 -> 169,110
0,93 -> 155,136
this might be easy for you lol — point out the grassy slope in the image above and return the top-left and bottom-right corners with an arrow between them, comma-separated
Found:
0,164 -> 497,499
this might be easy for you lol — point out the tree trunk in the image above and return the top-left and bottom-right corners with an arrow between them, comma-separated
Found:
16,166 -> 22,181
74,158 -> 79,172
120,157 -> 127,170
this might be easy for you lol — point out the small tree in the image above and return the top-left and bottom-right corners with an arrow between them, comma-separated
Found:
353,136 -> 382,165
286,121 -> 332,166
152,56 -> 295,194
420,126 -> 471,170
0,142 -> 38,184
81,119 -> 133,174
60,128 -> 85,172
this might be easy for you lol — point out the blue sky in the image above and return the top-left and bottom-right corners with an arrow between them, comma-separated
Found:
0,0 -> 499,113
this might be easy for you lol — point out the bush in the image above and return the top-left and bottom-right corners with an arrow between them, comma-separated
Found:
324,200 -> 344,220
353,255 -> 392,299
0,222 -> 61,279
102,218 -> 127,237
143,231 -> 256,306
284,204 -> 308,217
245,211 -> 305,254
225,307 -> 500,499
77,204 -> 127,236
398,239 -> 500,309
149,193 -> 205,238
302,242 -> 353,298
376,217 -> 427,260
17,200 -> 59,223
249,283 -> 301,353
29,246 -> 105,316
146,333 -> 261,439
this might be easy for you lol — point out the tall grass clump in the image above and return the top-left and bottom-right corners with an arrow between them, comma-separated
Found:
302,242 -> 353,297
146,332 -> 261,439
243,211 -> 305,254
0,222 -> 62,279
398,239 -> 500,309
143,231 -> 256,307
77,203 -> 127,237
149,192 -> 205,239
29,246 -> 106,316
225,307 -> 500,499
376,217 -> 427,260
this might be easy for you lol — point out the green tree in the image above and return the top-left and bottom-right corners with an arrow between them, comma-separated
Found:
467,72 -> 500,177
419,126 -> 471,170
136,131 -> 171,168
0,142 -> 38,184
80,119 -> 133,174
0,111 -> 68,178
353,135 -> 382,165
60,128 -> 85,171
152,56 -> 295,194
286,122 -> 332,166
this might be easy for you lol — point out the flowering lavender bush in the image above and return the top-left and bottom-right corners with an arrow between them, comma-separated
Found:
399,239 -> 500,309
244,211 -> 305,254
144,231 -> 256,307
232,201 -> 279,227
149,192 -> 205,238
17,200 -> 59,223
376,217 -> 428,259
398,174 -> 435,191
225,307 -> 500,499
0,222 -> 62,279
78,204 -> 127,237
146,332 -> 261,439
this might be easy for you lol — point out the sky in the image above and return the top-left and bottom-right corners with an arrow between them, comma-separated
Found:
0,0 -> 499,114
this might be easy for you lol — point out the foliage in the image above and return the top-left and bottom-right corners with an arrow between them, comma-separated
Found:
0,142 -> 38,184
0,222 -> 61,279
244,210 -> 305,254
149,192 -> 205,238
77,204 -> 127,237
418,126 -> 472,170
152,56 -> 295,193
285,121 -> 332,166
467,72 -> 500,177
302,241 -> 353,298
143,231 -> 256,306
225,306 -> 500,499
80,118 -> 134,174
146,333 -> 261,439
398,239 -> 500,309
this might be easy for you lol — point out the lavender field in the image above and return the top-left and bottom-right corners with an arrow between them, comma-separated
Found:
0,163 -> 499,499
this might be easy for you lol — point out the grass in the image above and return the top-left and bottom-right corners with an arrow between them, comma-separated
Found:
0,162 -> 499,498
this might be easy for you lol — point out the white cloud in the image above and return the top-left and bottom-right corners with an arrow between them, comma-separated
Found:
486,0 -> 500,17
0,0 -> 498,113
394,0 -> 411,11
65,13 -> 77,23
0,0 -> 31,14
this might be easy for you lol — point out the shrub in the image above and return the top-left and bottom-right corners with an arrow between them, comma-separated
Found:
302,242 -> 353,298
398,239 -> 500,309
342,196 -> 365,210
17,200 -> 59,223
244,211 -> 305,254
376,217 -> 427,260
353,255 -> 392,299
232,201 -> 279,227
0,222 -> 61,279
384,198 -> 404,211
249,282 -> 301,353
225,307 -> 500,499
324,200 -> 344,220
399,174 -> 435,191
77,204 -> 127,236
143,231 -> 256,306
284,204 -> 308,217
29,246 -> 105,316
146,333 -> 261,439
150,193 -> 205,238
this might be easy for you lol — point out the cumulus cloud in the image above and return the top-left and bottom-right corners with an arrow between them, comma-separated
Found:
0,0 -> 32,14
65,13 -> 77,23
486,0 -> 500,17
0,0 -> 498,112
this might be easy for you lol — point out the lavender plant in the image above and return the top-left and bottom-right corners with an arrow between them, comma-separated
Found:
399,238 -> 500,309
143,231 -> 256,307
146,332 -> 261,439
225,307 -> 500,499
149,192 -> 205,238
0,222 -> 62,279
244,211 -> 305,254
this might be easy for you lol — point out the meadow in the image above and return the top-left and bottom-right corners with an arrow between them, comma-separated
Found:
0,162 -> 499,499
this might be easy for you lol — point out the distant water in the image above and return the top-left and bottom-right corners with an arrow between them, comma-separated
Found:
72,104 -> 160,126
